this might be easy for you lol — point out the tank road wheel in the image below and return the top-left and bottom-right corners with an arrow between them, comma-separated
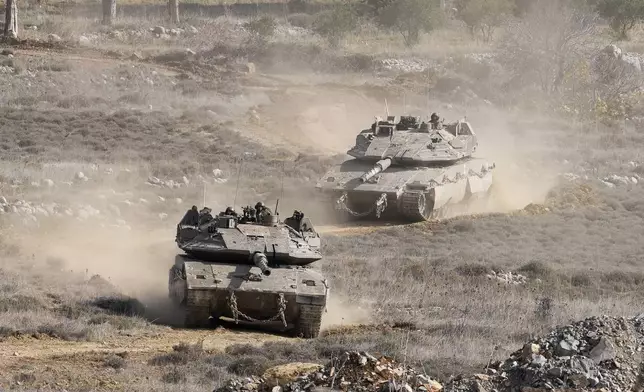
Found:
184,305 -> 211,329
400,191 -> 433,222
293,304 -> 323,339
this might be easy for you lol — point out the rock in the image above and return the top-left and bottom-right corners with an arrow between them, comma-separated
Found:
152,26 -> 166,35
547,367 -> 563,377
78,35 -> 91,45
589,337 -> 616,364
522,343 -> 540,359
175,198 -> 183,204
182,176 -> 190,185
262,363 -> 323,388
621,53 -> 642,72
75,171 -> 86,180
47,34 -> 62,43
530,354 -> 547,367
187,25 -> 198,34
213,169 -> 223,177
43,179 -> 54,187
556,339 -> 578,356
239,62 -> 255,74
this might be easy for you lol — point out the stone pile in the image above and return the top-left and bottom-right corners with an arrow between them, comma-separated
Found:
444,315 -> 644,392
602,174 -> 639,187
486,270 -> 527,285
215,351 -> 443,392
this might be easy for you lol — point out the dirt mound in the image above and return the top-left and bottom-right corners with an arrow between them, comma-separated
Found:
445,315 -> 644,392
513,182 -> 600,217
215,351 -> 443,392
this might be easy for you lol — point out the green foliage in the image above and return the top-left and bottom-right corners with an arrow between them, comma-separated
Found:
313,3 -> 360,47
378,0 -> 444,47
455,0 -> 515,41
243,15 -> 277,46
591,0 -> 644,39
358,0 -> 395,18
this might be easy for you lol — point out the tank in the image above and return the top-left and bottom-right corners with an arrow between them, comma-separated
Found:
168,205 -> 329,338
316,114 -> 496,222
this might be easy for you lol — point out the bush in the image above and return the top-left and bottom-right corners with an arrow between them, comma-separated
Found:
591,0 -> 644,39
243,15 -> 277,46
377,0 -> 444,47
287,13 -> 315,29
455,0 -> 515,41
313,3 -> 360,47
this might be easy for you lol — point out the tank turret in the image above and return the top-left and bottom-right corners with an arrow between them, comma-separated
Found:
316,113 -> 496,222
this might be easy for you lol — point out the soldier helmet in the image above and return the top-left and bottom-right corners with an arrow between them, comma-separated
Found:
255,202 -> 264,209
431,113 -> 439,121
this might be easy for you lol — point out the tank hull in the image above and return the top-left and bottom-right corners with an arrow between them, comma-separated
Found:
316,157 -> 494,222
169,254 -> 328,338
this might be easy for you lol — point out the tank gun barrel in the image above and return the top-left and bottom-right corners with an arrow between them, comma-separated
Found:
252,252 -> 271,276
360,158 -> 392,183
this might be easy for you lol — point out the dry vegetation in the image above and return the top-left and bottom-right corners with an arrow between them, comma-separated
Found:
1,0 -> 644,390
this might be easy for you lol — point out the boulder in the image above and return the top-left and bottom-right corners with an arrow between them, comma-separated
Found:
262,363 -> 323,388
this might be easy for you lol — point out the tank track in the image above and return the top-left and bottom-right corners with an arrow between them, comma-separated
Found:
293,304 -> 323,339
184,305 -> 211,328
399,192 -> 432,221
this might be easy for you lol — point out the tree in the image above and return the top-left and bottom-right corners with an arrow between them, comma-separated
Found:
102,0 -> 116,25
378,0 -> 444,47
455,0 -> 515,41
169,0 -> 179,24
243,15 -> 277,47
313,3 -> 359,47
358,0 -> 395,18
592,0 -> 644,39
3,0 -> 18,38
499,0 -> 598,96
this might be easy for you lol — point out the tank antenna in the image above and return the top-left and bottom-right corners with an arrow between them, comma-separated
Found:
233,158 -> 243,210
276,159 -> 285,217
384,98 -> 389,117
202,182 -> 206,207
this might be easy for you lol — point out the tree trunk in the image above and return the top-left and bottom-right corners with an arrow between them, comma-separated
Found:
102,0 -> 116,25
3,0 -> 18,38
168,0 -> 179,24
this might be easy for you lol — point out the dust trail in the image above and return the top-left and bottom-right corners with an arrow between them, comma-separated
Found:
321,293 -> 372,330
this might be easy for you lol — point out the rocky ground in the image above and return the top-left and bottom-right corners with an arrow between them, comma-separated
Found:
214,315 -> 644,392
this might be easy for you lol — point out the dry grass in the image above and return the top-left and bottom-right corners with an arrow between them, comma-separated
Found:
0,240 -> 153,341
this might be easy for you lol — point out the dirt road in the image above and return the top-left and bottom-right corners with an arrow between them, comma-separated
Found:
0,327 -> 290,365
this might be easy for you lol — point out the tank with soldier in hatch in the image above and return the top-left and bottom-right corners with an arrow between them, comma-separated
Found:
315,113 -> 495,222
169,201 -> 328,338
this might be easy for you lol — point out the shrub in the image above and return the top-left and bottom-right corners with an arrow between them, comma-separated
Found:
377,0 -> 445,47
312,3 -> 360,47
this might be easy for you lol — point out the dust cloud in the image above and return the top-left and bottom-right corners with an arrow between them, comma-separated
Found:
248,86 -> 390,155
320,293 -> 372,330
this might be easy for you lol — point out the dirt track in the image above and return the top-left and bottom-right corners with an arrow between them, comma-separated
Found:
0,328 -> 288,364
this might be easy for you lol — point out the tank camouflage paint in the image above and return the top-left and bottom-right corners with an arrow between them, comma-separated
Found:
316,115 -> 495,222
169,207 -> 329,338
